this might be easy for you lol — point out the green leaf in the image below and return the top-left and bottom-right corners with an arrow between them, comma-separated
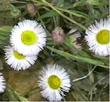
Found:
57,0 -> 64,7
0,26 -> 12,32
7,85 -> 29,101
47,46 -> 108,68
10,4 -> 21,18
86,0 -> 108,6
57,8 -> 89,19
38,10 -> 58,19
0,26 -> 12,48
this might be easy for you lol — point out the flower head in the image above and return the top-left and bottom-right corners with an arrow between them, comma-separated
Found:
52,27 -> 66,45
10,20 -> 47,56
0,73 -> 6,93
38,64 -> 71,101
4,46 -> 37,71
85,19 -> 110,56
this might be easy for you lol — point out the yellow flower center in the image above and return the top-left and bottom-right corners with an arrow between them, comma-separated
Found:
48,75 -> 61,90
21,30 -> 38,45
96,30 -> 110,45
14,51 -> 26,60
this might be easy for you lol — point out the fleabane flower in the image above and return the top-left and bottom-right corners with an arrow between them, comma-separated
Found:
4,46 -> 37,71
10,20 -> 47,56
0,73 -> 6,93
38,64 -> 71,101
85,19 -> 110,56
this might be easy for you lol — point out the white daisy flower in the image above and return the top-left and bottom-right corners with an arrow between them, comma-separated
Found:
4,46 -> 37,71
38,64 -> 71,101
85,19 -> 110,56
10,20 -> 47,56
0,73 -> 6,93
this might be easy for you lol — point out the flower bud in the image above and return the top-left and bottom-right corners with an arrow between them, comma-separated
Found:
52,27 -> 66,45
67,29 -> 83,49
26,3 -> 38,17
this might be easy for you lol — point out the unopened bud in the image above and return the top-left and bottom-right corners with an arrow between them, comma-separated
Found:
26,3 -> 38,17
67,29 -> 83,49
52,27 -> 66,45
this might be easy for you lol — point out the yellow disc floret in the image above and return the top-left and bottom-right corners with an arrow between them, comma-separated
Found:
48,75 -> 62,90
21,30 -> 38,45
14,51 -> 26,60
96,30 -> 110,45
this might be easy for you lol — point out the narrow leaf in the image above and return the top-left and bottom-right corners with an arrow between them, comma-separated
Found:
47,46 -> 108,68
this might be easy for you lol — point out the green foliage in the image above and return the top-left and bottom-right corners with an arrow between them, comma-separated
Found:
47,46 -> 108,68
0,0 -> 109,101
0,26 -> 12,48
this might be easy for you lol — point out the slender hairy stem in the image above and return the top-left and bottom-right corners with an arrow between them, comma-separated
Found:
57,7 -> 89,19
41,0 -> 87,30
72,66 -> 96,82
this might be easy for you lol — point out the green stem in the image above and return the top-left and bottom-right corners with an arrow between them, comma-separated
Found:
73,66 -> 96,82
41,0 -> 87,30
57,7 -> 89,19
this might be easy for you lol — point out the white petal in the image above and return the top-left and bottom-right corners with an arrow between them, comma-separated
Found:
4,46 -> 37,71
10,20 -> 47,56
0,73 -> 6,93
38,64 -> 71,101
85,18 -> 110,56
